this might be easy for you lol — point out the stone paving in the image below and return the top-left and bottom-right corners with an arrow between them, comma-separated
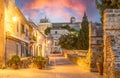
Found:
0,54 -> 103,78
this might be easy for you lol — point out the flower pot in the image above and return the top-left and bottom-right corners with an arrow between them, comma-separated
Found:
45,58 -> 49,65
37,65 -> 42,69
42,60 -> 46,69
96,62 -> 103,75
12,63 -> 18,69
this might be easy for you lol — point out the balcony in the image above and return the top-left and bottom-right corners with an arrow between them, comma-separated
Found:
6,31 -> 30,43
29,35 -> 37,43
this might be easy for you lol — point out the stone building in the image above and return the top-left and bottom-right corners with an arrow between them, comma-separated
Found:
52,17 -> 81,31
45,36 -> 53,56
29,21 -> 46,57
104,9 -> 120,78
0,0 -> 50,66
5,0 -> 30,60
89,22 -> 103,72
37,17 -> 52,34
29,21 -> 52,57
89,23 -> 103,52
50,28 -> 69,52
37,16 -> 80,53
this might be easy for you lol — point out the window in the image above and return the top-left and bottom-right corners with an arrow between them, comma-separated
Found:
55,42 -> 58,46
21,45 -> 24,57
97,48 -> 102,52
55,31 -> 57,34
16,43 -> 19,55
26,45 -> 29,56
21,24 -> 25,33
97,40 -> 103,44
25,29 -> 29,37
17,22 -> 19,32
21,43 -> 28,57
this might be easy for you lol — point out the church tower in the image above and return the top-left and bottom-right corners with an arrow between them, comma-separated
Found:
70,17 -> 76,23
82,12 -> 88,22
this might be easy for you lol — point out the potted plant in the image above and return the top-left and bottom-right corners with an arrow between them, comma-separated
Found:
8,55 -> 21,69
45,56 -> 49,65
33,56 -> 45,69
96,52 -> 104,75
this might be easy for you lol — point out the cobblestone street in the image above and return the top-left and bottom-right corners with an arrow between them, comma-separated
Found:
0,54 -> 103,78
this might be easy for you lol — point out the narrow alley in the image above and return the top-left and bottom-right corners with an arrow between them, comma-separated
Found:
0,54 -> 103,78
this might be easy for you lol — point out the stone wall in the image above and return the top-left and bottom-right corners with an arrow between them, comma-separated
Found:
67,54 -> 89,70
64,49 -> 103,72
64,50 -> 90,70
89,51 -> 103,72
89,22 -> 103,72
104,9 -> 120,78
64,50 -> 88,57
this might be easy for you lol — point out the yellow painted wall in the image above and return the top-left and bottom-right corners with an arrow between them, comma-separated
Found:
0,0 -> 5,65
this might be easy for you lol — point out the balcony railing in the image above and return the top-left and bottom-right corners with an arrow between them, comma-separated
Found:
29,35 -> 37,43
6,31 -> 30,43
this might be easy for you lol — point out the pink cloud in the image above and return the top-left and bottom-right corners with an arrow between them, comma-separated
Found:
22,0 -> 86,22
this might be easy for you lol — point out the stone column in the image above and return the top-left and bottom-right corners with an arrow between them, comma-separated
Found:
0,0 -> 5,66
104,9 -> 120,78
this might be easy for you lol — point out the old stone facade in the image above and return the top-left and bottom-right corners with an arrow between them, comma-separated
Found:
104,9 -> 120,78
38,17 -> 52,34
29,21 -> 52,57
52,17 -> 81,31
89,22 -> 103,72
5,1 -> 30,60
50,28 -> 69,52
63,50 -> 89,70
37,17 -> 81,53
90,23 -> 103,52
0,0 -> 51,66
89,23 -> 103,52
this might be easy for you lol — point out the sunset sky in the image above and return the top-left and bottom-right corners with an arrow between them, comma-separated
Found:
15,0 -> 101,23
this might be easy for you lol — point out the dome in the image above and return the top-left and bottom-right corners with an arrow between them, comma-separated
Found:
71,17 -> 75,19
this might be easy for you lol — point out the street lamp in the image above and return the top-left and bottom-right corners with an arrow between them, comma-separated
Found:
12,16 -> 17,22
47,40 -> 51,44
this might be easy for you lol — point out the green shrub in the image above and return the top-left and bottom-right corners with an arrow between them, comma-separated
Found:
33,56 -> 45,67
8,55 -> 21,67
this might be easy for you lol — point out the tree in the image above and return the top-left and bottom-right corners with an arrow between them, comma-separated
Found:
59,34 -> 78,50
77,12 -> 89,50
61,25 -> 79,35
61,24 -> 70,30
44,27 -> 51,35
96,0 -> 120,23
